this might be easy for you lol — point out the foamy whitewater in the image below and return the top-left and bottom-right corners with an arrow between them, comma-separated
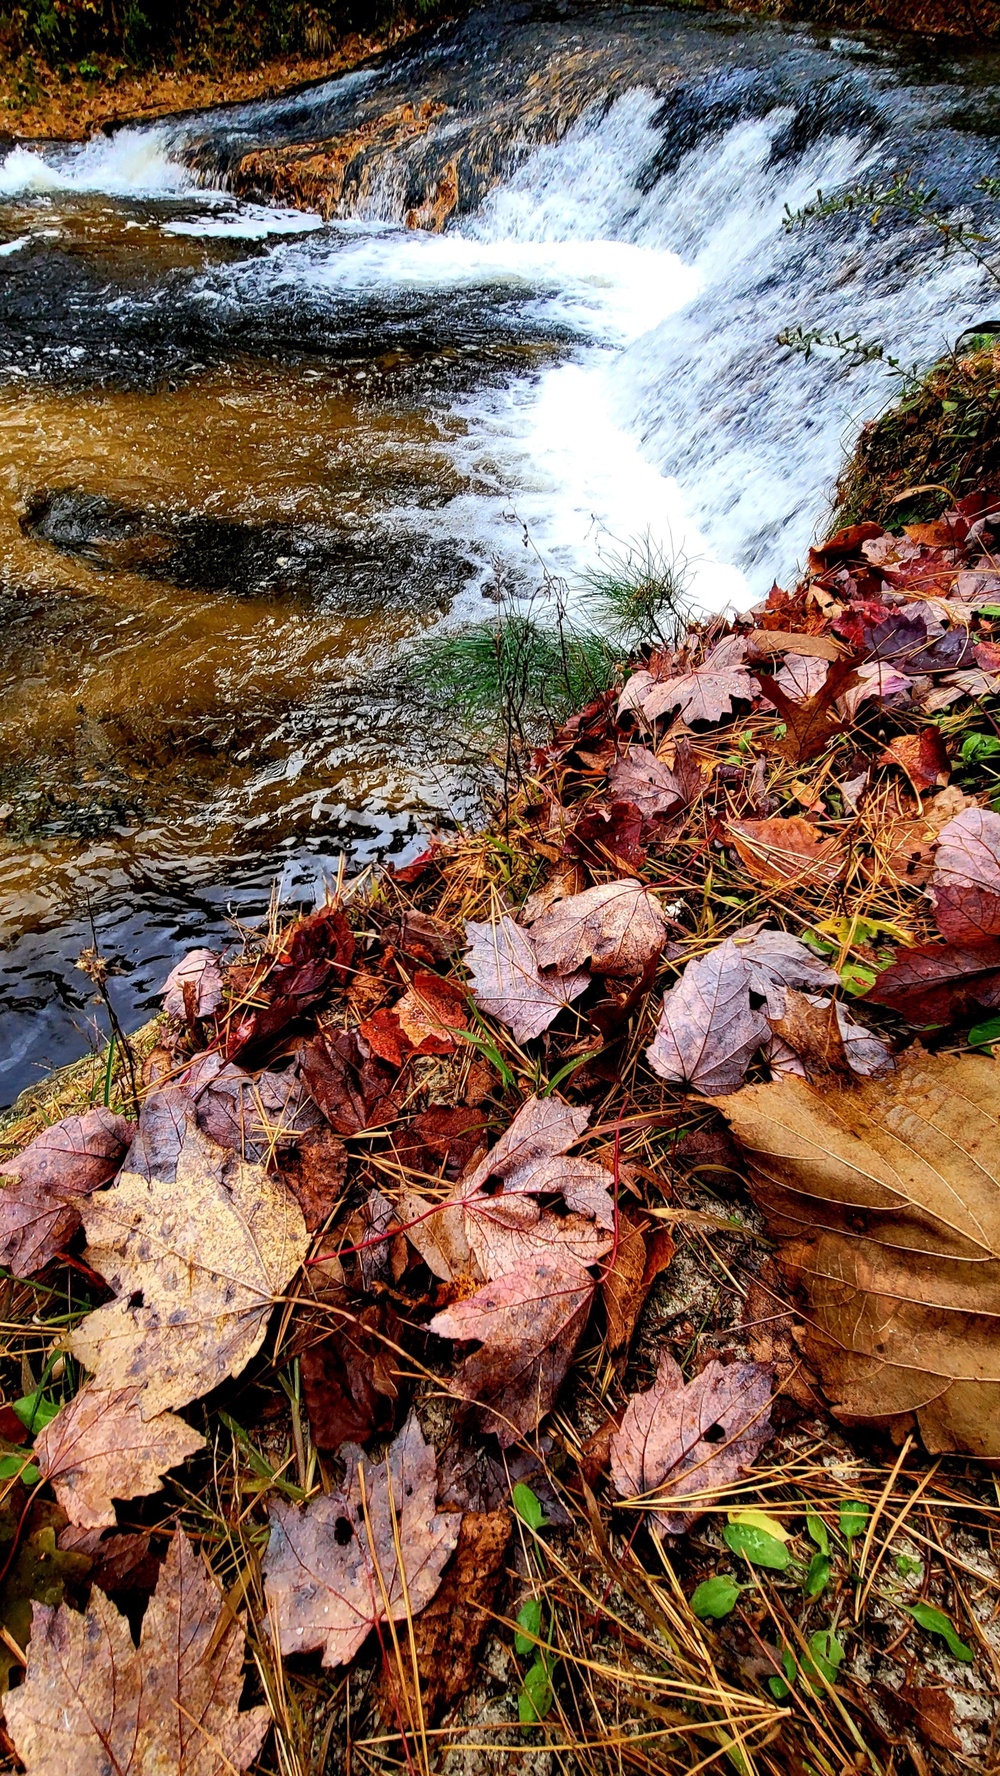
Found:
1,70 -> 988,611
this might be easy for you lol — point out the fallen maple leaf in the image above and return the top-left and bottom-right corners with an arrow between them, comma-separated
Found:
773,653 -> 830,702
464,914 -> 588,1043
755,655 -> 860,763
716,1047 -> 1000,1455
263,1414 -> 459,1667
730,925 -> 839,1013
161,948 -> 224,1021
299,1303 -> 403,1451
528,878 -> 667,978
610,1351 -> 774,1533
646,940 -> 771,1095
5,1527 -> 268,1775
225,904 -> 354,1061
931,806 -> 1000,943
607,743 -> 704,818
429,1254 -> 595,1443
837,660 -> 911,720
727,814 -> 845,888
0,1107 -> 133,1277
766,989 -> 892,1081
395,970 -> 468,1049
866,938 -> 1000,1024
299,1026 -> 403,1134
68,1121 -> 309,1419
641,637 -> 754,725
566,799 -> 646,873
456,1094 -> 616,1278
35,1383 -> 204,1529
602,1212 -> 675,1354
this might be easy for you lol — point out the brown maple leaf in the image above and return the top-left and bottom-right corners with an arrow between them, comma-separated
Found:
160,948 -> 223,1021
755,655 -> 860,763
528,878 -> 667,978
464,914 -> 588,1044
68,1121 -> 309,1420
5,1528 -> 268,1775
879,727 -> 950,795
867,938 -> 1000,1025
263,1414 -> 459,1667
373,1509 -> 512,1727
428,1254 -> 594,1443
727,814 -> 845,888
646,940 -> 771,1095
717,1046 -> 1000,1456
610,1351 -> 774,1533
606,743 -> 705,818
640,637 -> 755,725
35,1383 -> 204,1530
0,1107 -> 133,1278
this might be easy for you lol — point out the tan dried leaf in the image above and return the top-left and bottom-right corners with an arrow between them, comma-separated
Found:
5,1528 -> 268,1776
528,878 -> 667,978
464,914 -> 588,1043
263,1414 -> 459,1668
716,1047 -> 1000,1456
610,1350 -> 774,1533
35,1382 -> 205,1529
641,637 -> 754,725
728,815 -> 844,888
429,1254 -> 594,1443
69,1122 -> 309,1418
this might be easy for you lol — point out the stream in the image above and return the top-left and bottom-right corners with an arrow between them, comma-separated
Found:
0,0 -> 997,1102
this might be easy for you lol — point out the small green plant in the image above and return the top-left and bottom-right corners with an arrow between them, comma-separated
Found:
582,531 -> 695,649
905,1601 -> 974,1662
690,1575 -> 741,1620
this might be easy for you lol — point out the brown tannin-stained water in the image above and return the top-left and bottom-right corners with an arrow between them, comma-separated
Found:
0,1 -> 998,1098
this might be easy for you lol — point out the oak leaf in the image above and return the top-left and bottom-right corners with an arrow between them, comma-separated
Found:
610,1351 -> 774,1534
35,1383 -> 204,1529
646,940 -> 771,1095
464,914 -> 588,1043
528,878 -> 667,978
755,655 -> 860,763
429,1254 -> 594,1443
931,806 -> 1000,943
5,1528 -> 268,1776
716,1047 -> 1000,1455
0,1108 -> 133,1278
263,1414 -> 459,1667
728,815 -> 844,888
68,1122 -> 309,1419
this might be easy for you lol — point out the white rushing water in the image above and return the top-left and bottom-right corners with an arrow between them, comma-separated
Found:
0,79 -> 987,610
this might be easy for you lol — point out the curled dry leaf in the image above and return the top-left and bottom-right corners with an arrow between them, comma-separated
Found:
717,1047 -> 1000,1456
374,1509 -> 513,1726
5,1528 -> 268,1776
528,878 -> 667,978
931,806 -> 1000,943
263,1414 -> 459,1668
879,727 -> 950,794
35,1382 -> 204,1530
225,903 -> 355,1061
464,914 -> 588,1044
0,1107 -> 133,1278
161,948 -> 224,1020
602,1212 -> 675,1354
68,1122 -> 309,1420
646,940 -> 771,1095
728,815 -> 845,888
429,1254 -> 594,1444
610,1351 -> 774,1534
